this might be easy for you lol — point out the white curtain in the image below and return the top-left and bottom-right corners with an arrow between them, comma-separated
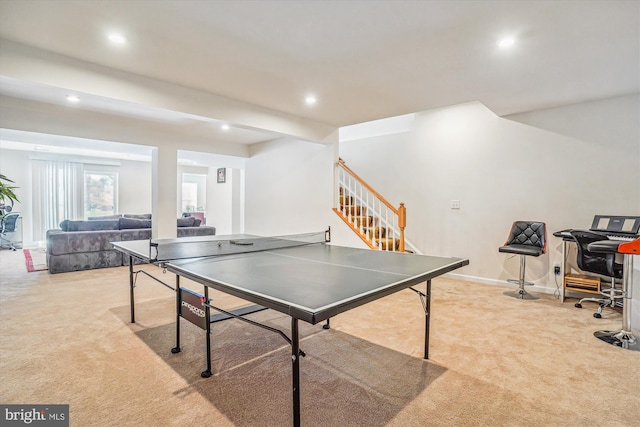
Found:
32,160 -> 84,242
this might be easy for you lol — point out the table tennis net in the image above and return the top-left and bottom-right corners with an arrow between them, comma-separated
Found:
149,230 -> 329,262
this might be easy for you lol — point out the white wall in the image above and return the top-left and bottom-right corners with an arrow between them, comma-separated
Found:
339,95 -> 640,322
507,94 -> 640,327
207,167 -> 244,235
244,138 -> 335,236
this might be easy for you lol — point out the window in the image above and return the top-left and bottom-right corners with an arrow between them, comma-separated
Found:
181,173 -> 206,224
84,172 -> 118,218
32,160 -> 84,241
181,182 -> 198,212
181,173 -> 206,213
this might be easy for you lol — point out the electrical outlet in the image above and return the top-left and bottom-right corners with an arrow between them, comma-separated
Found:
451,200 -> 460,209
554,266 -> 561,275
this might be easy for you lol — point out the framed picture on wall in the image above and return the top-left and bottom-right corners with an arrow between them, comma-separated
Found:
217,168 -> 226,183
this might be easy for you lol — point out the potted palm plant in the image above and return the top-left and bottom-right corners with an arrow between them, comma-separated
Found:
0,174 -> 20,216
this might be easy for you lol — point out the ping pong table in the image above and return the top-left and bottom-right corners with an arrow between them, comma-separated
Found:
112,229 -> 469,426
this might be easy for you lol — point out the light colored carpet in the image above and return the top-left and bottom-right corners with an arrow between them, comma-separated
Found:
0,248 -> 638,426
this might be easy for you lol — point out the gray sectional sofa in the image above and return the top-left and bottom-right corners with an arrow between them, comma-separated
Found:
46,214 -> 216,273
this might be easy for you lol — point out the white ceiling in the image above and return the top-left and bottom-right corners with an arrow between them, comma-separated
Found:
0,0 -> 638,161
0,76 -> 273,165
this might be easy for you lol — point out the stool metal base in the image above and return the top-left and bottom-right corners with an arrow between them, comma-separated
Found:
504,254 -> 539,300
504,288 -> 539,300
507,279 -> 534,286
594,330 -> 640,351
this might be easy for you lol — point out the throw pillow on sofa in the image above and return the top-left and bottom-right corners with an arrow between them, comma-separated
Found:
177,217 -> 197,227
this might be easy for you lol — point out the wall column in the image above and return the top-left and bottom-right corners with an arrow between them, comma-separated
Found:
231,168 -> 244,234
151,147 -> 177,239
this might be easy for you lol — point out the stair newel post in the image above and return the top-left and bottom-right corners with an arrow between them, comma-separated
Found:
398,202 -> 406,253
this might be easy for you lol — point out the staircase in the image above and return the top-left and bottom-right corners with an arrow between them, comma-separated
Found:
333,158 -> 406,252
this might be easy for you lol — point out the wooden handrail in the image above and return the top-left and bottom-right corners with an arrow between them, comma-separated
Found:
337,158 -> 406,252
338,158 -> 399,214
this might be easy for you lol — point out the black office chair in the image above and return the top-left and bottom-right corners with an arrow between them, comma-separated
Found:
0,212 -> 21,251
499,221 -> 547,300
570,230 -> 623,318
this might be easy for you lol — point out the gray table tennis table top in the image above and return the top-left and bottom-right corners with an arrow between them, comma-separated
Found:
112,234 -> 469,325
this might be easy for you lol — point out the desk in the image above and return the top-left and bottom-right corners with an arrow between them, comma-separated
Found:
554,215 -> 640,301
588,239 -> 639,351
554,230 -> 631,303
555,232 -> 593,302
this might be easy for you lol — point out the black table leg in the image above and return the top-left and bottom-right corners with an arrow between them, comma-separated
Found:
424,279 -> 431,360
172,276 -> 181,354
129,255 -> 135,323
291,318 -> 301,427
201,285 -> 213,378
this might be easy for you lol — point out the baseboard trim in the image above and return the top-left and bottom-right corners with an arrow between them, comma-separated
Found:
444,272 -> 560,295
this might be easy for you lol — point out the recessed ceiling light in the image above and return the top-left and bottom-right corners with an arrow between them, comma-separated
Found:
66,95 -> 80,103
305,95 -> 317,106
221,124 -> 230,131
497,37 -> 515,48
108,33 -> 127,45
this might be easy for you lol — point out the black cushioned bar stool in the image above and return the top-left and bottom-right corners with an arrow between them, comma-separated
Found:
499,221 -> 547,300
